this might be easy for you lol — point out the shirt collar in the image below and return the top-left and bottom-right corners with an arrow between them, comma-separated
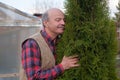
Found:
41,29 -> 56,44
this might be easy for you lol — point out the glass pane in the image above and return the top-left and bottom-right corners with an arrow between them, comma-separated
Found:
0,30 -> 19,74
0,77 -> 19,80
0,27 -> 39,78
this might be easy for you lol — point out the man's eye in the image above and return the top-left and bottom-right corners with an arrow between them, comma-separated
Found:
55,18 -> 61,22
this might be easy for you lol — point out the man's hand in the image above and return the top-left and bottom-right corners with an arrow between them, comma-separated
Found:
60,55 -> 80,70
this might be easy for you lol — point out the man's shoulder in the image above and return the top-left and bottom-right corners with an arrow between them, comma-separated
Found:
22,38 -> 37,48
22,32 -> 41,45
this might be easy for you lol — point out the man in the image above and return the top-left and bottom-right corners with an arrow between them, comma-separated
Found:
21,8 -> 79,80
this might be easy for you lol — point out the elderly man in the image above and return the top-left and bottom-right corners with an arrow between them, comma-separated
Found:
21,8 -> 79,80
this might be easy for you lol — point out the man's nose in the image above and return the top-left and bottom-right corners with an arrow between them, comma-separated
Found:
61,20 -> 65,25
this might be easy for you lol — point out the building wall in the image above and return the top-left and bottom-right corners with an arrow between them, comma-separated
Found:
0,26 -> 39,80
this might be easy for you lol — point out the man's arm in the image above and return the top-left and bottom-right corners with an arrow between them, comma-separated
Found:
21,39 -> 64,80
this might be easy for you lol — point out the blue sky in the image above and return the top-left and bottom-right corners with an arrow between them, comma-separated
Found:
0,0 -> 119,17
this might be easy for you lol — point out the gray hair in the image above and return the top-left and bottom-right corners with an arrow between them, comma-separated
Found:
41,11 -> 49,23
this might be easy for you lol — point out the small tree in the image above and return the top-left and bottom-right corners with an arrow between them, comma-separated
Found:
57,0 -> 119,80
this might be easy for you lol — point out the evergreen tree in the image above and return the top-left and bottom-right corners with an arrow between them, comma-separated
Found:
57,0 -> 119,80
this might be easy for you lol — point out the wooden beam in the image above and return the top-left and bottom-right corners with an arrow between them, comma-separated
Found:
0,73 -> 19,78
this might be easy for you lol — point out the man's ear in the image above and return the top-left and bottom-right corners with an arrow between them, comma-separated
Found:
43,21 -> 48,27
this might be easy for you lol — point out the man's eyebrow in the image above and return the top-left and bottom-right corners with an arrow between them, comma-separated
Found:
55,18 -> 62,20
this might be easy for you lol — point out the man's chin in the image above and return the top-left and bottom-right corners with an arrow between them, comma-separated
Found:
58,31 -> 64,35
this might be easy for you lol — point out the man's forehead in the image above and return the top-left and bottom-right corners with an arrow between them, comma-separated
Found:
49,14 -> 64,20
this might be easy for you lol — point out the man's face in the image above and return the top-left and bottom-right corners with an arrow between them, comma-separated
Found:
44,10 -> 65,36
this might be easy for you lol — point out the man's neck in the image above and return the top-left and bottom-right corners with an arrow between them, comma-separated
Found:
44,28 -> 57,40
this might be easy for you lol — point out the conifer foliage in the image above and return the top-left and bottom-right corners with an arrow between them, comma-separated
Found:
57,0 -> 118,80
